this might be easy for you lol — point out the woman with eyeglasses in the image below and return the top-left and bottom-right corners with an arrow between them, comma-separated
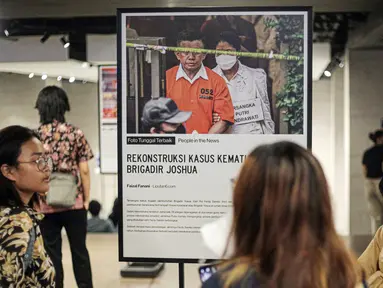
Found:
0,125 -> 55,287
34,86 -> 94,288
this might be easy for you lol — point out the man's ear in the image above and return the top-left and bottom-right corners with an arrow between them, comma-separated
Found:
0,164 -> 16,182
175,52 -> 181,61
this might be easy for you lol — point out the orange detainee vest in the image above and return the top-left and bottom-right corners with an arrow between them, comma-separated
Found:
166,66 -> 234,134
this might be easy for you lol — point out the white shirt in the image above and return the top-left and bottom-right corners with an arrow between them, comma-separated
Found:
176,63 -> 208,84
213,62 -> 275,134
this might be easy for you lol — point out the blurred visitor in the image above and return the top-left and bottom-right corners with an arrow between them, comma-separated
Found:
201,141 -> 365,287
362,130 -> 383,234
87,200 -> 115,233
35,85 -> 94,288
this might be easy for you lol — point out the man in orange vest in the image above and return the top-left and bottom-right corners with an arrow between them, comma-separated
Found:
166,30 -> 234,134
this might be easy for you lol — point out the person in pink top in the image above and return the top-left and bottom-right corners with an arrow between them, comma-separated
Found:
35,85 -> 94,288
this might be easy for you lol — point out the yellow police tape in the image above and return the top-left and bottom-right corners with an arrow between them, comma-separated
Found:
126,42 -> 302,61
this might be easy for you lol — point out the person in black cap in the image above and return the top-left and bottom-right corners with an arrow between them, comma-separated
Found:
141,97 -> 192,134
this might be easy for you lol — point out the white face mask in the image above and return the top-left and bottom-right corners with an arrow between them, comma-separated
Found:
215,55 -> 237,71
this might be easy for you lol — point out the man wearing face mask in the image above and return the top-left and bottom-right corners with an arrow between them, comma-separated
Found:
166,29 -> 234,134
212,31 -> 275,134
141,97 -> 191,134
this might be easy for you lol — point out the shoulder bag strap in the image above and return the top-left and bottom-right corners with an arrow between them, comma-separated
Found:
23,225 -> 36,272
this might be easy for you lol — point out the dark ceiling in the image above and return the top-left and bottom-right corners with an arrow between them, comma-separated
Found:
0,12 -> 369,58
313,12 -> 369,57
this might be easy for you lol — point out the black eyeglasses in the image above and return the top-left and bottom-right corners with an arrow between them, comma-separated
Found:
18,156 -> 53,172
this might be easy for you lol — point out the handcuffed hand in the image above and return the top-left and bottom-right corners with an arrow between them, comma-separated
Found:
213,113 -> 221,124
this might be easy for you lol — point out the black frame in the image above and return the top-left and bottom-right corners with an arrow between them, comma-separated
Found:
117,6 -> 313,263
97,64 -> 118,175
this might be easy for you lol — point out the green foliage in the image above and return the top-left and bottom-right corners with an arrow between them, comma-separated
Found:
264,16 -> 304,134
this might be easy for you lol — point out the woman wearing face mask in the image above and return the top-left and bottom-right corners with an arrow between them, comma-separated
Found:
212,31 -> 275,134
0,125 -> 55,287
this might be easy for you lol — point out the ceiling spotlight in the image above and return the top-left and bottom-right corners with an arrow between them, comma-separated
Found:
28,73 -> 34,78
41,74 -> 48,80
334,57 -> 344,69
4,29 -> 9,37
60,37 -> 70,48
69,76 -> 75,83
324,70 -> 332,77
82,62 -> 89,68
57,76 -> 62,81
40,32 -> 50,43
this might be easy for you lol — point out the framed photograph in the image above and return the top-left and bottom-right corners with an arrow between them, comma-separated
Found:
117,6 -> 312,263
98,65 -> 118,174
100,66 -> 118,123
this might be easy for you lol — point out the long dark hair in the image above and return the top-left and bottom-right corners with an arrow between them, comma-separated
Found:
222,141 -> 359,288
0,125 -> 40,207
35,85 -> 71,124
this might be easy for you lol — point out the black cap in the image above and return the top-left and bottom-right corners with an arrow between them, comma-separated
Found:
141,98 -> 191,127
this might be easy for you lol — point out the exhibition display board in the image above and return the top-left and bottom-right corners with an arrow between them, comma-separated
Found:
117,7 -> 312,263
99,65 -> 118,174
